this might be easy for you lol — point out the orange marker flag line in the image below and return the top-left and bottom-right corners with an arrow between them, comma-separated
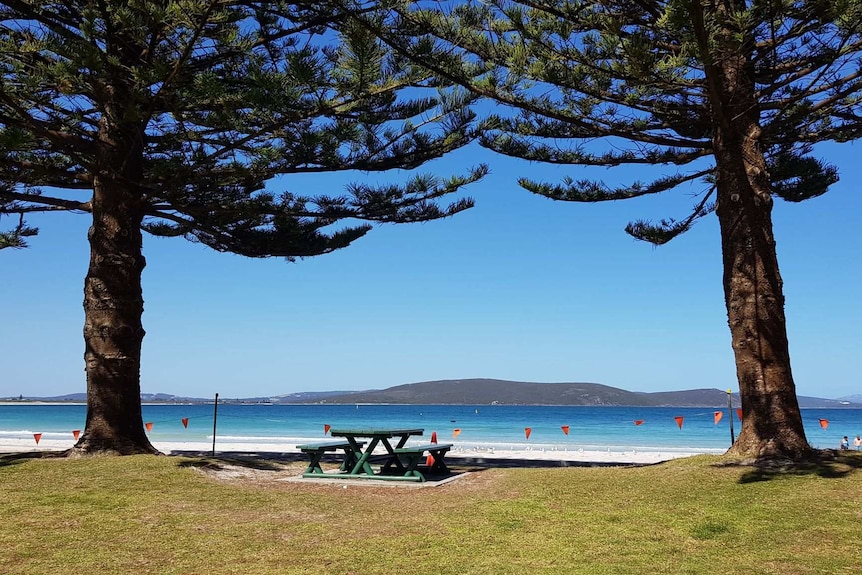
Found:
324,424 -> 331,435
736,408 -> 743,421
426,454 -> 435,468
72,430 -> 81,440
674,416 -> 684,429
561,425 -> 570,436
145,422 -> 153,432
431,431 -> 438,444
182,418 -> 189,429
819,418 -> 829,429
33,433 -> 42,444
634,420 -> 644,426
452,428 -> 461,438
713,411 -> 723,425
525,427 -> 532,440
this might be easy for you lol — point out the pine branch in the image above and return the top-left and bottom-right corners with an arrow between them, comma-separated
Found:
0,190 -> 92,212
520,167 -> 713,202
625,186 -> 716,245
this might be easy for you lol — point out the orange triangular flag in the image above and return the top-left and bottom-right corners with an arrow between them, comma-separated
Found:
453,428 -> 461,438
72,429 -> 81,440
674,416 -> 684,429
145,422 -> 153,432
324,424 -> 331,435
736,408 -> 743,421
714,411 -> 723,425
430,431 -> 438,444
525,427 -> 532,440
634,420 -> 644,426
426,454 -> 435,468
819,418 -> 829,429
33,433 -> 42,444
181,418 -> 189,428
561,425 -> 570,435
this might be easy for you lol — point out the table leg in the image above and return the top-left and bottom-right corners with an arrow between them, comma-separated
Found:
346,437 -> 379,476
379,438 -> 407,474
400,452 -> 425,481
339,446 -> 359,472
394,435 -> 411,449
303,450 -> 327,476
428,448 -> 450,473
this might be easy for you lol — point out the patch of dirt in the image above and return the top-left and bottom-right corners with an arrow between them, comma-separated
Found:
189,459 -> 306,483
185,456 -> 498,494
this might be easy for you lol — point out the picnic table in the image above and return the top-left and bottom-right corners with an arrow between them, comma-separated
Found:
298,427 -> 453,482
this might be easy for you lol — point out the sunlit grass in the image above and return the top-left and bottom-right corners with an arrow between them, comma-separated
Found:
1,453 -> 860,575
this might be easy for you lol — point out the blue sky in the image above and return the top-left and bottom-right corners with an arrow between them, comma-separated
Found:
2,139 -> 860,400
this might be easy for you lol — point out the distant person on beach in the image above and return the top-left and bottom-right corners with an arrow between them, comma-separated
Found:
854,436 -> 861,451
840,436 -> 850,450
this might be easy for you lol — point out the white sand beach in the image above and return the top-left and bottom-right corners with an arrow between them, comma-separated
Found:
0,437 -> 712,465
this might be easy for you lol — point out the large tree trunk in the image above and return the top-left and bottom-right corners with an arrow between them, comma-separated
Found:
694,1 -> 811,460
70,105 -> 158,456
714,150 -> 811,460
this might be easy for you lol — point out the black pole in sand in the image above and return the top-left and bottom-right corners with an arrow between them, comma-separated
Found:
727,389 -> 735,445
212,392 -> 219,456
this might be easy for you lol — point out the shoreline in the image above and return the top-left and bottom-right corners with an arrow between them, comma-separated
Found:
0,438 -> 716,465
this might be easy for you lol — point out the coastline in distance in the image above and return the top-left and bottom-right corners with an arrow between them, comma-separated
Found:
3,378 -> 859,408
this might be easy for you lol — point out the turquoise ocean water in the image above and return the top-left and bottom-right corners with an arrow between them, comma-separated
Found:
1,404 -> 860,453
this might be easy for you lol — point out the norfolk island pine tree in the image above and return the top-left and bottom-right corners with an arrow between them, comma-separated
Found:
363,0 -> 862,459
0,1 -> 485,455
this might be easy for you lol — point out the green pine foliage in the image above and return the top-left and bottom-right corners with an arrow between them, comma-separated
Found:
377,0 -> 861,243
0,0 -> 485,255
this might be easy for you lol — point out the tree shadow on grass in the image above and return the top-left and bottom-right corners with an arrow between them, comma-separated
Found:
446,455 -> 652,469
170,451 -> 658,476
0,450 -> 68,468
716,451 -> 862,483
169,451 -> 653,486
171,450 -> 309,473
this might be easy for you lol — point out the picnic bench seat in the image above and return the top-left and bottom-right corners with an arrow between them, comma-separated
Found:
297,440 -> 365,477
390,443 -> 454,478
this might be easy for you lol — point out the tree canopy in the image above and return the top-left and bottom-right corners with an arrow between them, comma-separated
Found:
378,0 -> 861,236
1,1 -> 485,254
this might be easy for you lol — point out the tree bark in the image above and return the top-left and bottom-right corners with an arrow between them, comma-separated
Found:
695,0 -> 812,460
70,101 -> 158,456
714,143 -> 812,460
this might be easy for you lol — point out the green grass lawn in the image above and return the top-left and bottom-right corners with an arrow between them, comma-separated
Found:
1,452 -> 860,575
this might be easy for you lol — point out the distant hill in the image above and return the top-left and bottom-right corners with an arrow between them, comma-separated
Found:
5,379 -> 857,407
273,391 -> 356,403
316,379 -> 731,406
315,379 -> 859,408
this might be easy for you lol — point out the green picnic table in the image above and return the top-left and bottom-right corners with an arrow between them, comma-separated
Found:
302,427 -> 453,482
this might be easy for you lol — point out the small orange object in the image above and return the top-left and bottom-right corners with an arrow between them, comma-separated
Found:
674,416 -> 684,429
525,427 -> 532,440
33,433 -> 42,444
714,411 -> 723,425
324,424 -> 331,435
452,428 -> 461,438
634,420 -> 644,426
145,422 -> 153,432
72,429 -> 81,440
430,431 -> 438,444
561,425 -> 570,436
181,418 -> 189,428
736,408 -> 743,421
426,454 -> 435,468
819,418 -> 829,429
